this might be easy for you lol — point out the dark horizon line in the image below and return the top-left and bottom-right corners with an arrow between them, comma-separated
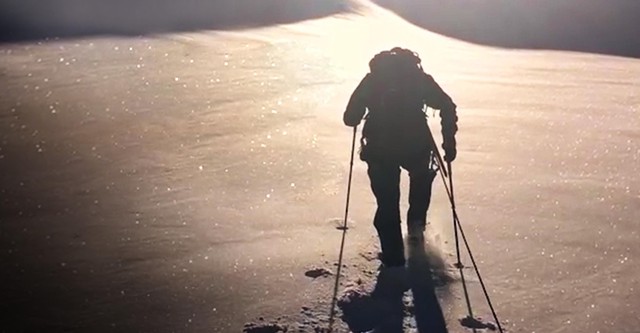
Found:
2,0 -> 640,59
0,0 -> 357,44
373,0 -> 640,59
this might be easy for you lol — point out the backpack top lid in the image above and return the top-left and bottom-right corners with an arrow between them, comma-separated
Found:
368,47 -> 422,75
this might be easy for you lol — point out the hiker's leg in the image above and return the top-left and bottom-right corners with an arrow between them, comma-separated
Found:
367,161 -> 404,267
405,159 -> 437,227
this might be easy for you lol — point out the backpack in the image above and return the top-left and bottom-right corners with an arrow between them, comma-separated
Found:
360,47 -> 430,161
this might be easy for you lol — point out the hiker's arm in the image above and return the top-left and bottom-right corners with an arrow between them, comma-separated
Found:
343,74 -> 371,127
422,74 -> 458,161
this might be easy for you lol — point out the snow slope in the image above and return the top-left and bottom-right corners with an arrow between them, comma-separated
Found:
1,0 -> 639,332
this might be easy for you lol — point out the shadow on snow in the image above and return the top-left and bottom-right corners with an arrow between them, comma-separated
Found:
338,236 -> 451,333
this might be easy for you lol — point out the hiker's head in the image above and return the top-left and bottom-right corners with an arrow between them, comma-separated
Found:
390,47 -> 421,66
368,47 -> 422,75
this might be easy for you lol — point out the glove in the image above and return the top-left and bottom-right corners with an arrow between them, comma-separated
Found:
442,139 -> 456,162
343,111 -> 362,127
444,147 -> 457,162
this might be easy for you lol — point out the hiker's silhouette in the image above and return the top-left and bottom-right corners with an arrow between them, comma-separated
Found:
341,47 -> 456,331
343,47 -> 458,269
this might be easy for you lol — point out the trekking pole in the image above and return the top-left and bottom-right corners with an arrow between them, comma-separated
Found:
446,162 -> 505,333
328,125 -> 358,333
439,156 -> 505,332
426,119 -> 474,326
447,161 -> 476,330
427,118 -> 504,332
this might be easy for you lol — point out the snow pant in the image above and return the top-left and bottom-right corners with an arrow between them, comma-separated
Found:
367,158 -> 436,267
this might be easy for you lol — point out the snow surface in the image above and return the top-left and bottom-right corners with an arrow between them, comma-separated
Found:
1,0 -> 640,332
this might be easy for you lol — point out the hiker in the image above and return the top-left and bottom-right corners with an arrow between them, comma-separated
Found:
343,47 -> 458,270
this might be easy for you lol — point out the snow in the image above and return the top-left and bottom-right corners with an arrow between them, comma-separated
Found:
1,0 -> 640,332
